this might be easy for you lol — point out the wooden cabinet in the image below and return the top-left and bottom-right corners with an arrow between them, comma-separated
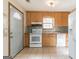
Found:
26,12 -> 69,26
42,12 -> 50,17
30,12 -> 43,22
55,12 -> 69,26
55,13 -> 62,26
42,34 -> 50,46
66,33 -> 68,47
26,12 -> 31,26
42,33 -> 57,47
61,13 -> 68,26
24,33 -> 29,47
49,34 -> 57,46
25,11 -> 69,47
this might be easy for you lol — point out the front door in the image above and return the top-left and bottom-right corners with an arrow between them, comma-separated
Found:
9,4 -> 23,58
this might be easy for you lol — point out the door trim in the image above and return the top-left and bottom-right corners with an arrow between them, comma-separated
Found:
8,2 -> 24,57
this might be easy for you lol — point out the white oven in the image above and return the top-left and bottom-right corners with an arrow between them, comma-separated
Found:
30,28 -> 42,47
30,34 -> 42,43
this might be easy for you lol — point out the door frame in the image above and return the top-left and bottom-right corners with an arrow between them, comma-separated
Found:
8,2 -> 24,57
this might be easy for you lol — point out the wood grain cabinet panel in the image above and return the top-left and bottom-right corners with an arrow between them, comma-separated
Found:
42,34 -> 49,47
26,12 -> 69,26
42,33 -> 57,47
54,12 -> 69,26
50,13 -> 55,19
30,12 -> 43,22
61,13 -> 68,26
66,33 -> 68,47
42,12 -> 50,18
54,13 -> 62,26
24,33 -> 29,47
26,12 -> 31,26
49,34 -> 57,47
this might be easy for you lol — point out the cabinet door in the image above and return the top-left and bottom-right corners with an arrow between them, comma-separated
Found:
42,12 -> 50,17
55,13 -> 62,26
49,34 -> 57,46
66,33 -> 68,47
24,33 -> 29,47
61,13 -> 68,26
30,12 -> 42,22
42,33 -> 50,47
26,12 -> 31,26
50,12 -> 55,18
55,12 -> 69,26
42,33 -> 57,47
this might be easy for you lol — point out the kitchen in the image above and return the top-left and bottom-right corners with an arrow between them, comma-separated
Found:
3,0 -> 76,59
24,12 -> 69,48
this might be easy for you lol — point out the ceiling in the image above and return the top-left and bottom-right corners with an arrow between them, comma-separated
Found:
16,0 -> 76,12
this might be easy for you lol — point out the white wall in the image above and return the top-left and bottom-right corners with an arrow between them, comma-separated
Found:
3,0 -> 26,56
68,10 -> 76,59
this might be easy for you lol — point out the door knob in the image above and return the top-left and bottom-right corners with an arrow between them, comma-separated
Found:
10,32 -> 13,34
10,36 -> 13,38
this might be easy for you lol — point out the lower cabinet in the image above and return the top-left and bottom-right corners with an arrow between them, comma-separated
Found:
24,33 -> 67,47
24,33 -> 57,47
24,33 -> 29,47
42,33 -> 57,47
66,33 -> 68,47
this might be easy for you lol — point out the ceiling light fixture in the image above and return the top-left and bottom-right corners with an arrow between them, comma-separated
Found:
26,0 -> 30,2
47,0 -> 58,7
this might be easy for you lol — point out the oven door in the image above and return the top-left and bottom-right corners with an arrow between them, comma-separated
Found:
32,28 -> 42,34
30,34 -> 42,44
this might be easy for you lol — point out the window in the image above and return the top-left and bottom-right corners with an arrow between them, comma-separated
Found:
43,17 -> 54,29
13,12 -> 22,20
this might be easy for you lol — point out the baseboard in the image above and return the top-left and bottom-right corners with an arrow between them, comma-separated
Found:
3,56 -> 13,59
12,48 -> 24,58
69,56 -> 73,59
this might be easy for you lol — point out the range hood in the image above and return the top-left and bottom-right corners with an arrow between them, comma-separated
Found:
31,22 -> 42,24
31,22 -> 42,27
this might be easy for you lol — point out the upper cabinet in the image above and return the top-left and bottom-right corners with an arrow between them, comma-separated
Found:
55,12 -> 69,26
30,12 -> 43,22
55,13 -> 62,26
42,12 -> 50,17
26,12 -> 31,26
26,11 -> 69,26
61,13 -> 69,26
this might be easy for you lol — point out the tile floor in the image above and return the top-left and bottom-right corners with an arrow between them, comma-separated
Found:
14,47 -> 70,59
